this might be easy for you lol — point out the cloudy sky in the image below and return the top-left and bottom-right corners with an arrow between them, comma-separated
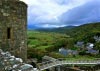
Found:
21,0 -> 100,28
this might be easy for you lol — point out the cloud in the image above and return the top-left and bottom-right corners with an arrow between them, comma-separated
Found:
60,0 -> 100,25
21,0 -> 100,28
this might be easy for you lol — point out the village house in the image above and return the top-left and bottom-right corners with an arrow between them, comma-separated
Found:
94,36 -> 100,42
59,48 -> 78,56
75,41 -> 84,48
86,49 -> 99,54
59,48 -> 67,56
85,43 -> 99,54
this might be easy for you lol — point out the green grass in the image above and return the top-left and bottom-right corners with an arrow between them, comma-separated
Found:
27,30 -> 69,50
65,55 -> 95,61
36,45 -> 51,50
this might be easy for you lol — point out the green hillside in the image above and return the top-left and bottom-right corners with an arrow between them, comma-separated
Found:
66,22 -> 100,42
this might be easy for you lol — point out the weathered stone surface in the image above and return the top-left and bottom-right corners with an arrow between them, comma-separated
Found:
0,49 -> 39,71
0,0 -> 27,61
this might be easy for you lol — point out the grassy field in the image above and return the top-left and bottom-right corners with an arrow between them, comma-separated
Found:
27,30 -> 69,50
65,55 -> 96,61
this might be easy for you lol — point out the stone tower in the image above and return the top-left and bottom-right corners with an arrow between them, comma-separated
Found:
0,0 -> 27,61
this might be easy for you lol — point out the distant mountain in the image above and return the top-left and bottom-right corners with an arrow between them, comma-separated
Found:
30,22 -> 100,43
36,26 -> 76,33
36,22 -> 100,42
28,25 -> 38,30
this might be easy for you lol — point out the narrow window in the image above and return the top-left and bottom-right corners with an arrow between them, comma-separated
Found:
7,28 -> 11,39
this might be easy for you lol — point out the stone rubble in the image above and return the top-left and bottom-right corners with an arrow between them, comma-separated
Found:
0,49 -> 39,71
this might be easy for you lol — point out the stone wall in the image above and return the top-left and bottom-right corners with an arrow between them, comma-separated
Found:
0,0 -> 27,61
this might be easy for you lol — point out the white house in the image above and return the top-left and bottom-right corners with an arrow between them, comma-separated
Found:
59,48 -> 67,56
86,43 -> 94,50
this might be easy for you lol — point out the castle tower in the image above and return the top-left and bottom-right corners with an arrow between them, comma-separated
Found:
0,0 -> 27,61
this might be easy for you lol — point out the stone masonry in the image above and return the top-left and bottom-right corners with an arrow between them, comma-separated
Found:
0,49 -> 39,71
0,0 -> 27,61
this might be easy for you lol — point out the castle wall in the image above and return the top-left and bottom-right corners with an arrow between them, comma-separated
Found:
0,0 -> 27,61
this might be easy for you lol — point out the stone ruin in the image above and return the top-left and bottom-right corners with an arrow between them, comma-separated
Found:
0,49 -> 39,71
